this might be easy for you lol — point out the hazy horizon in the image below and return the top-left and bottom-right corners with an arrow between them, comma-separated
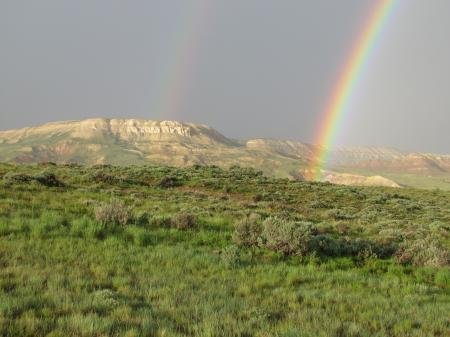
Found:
1,1 -> 449,153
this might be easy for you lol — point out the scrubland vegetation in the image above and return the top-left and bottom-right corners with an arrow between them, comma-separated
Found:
0,163 -> 449,337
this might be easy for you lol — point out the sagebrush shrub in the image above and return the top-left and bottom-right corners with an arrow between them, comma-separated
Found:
149,215 -> 172,228
261,217 -> 317,256
95,200 -> 131,226
395,236 -> 449,267
33,171 -> 65,187
90,289 -> 119,313
232,216 -> 262,248
157,176 -> 180,188
88,172 -> 122,185
171,212 -> 197,230
3,172 -> 33,184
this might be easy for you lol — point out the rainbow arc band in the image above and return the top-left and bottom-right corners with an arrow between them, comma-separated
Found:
155,0 -> 210,119
309,0 -> 397,181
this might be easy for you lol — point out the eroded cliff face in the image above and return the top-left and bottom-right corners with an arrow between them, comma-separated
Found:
327,146 -> 405,164
337,153 -> 450,175
0,119 -> 236,146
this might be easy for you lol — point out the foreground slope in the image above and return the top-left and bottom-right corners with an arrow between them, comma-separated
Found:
1,118 -> 449,189
0,163 -> 449,336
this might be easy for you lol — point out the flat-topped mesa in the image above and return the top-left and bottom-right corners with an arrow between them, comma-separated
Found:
0,118 -> 236,146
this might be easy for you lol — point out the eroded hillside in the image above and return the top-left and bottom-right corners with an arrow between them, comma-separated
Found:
0,118 -> 449,189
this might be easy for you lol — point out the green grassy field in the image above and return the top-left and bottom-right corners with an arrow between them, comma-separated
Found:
0,163 -> 449,337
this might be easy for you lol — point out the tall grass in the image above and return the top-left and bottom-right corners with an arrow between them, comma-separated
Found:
0,163 -> 448,336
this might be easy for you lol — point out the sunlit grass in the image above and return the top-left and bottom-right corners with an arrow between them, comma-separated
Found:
0,163 -> 448,336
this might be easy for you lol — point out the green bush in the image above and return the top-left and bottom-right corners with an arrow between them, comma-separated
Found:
33,171 -> 65,187
261,217 -> 317,256
94,200 -> 131,226
232,216 -> 262,248
90,289 -> 119,314
310,234 -> 343,257
170,212 -> 198,230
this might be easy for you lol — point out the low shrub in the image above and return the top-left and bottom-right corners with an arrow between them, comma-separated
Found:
149,215 -> 172,228
3,170 -> 65,187
157,176 -> 180,188
3,172 -> 33,184
325,209 -> 355,221
310,234 -> 343,257
33,171 -> 65,187
90,289 -> 119,314
395,236 -> 449,267
232,216 -> 262,248
170,212 -> 198,230
261,217 -> 317,256
95,200 -> 131,226
88,172 -> 122,185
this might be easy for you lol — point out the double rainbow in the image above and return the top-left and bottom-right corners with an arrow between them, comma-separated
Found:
309,0 -> 398,180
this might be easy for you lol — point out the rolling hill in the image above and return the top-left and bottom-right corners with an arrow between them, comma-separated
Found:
0,118 -> 449,189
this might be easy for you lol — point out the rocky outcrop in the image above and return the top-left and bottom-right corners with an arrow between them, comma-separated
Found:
323,173 -> 401,188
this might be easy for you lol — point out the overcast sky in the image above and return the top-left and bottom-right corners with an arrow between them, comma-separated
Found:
0,0 -> 449,153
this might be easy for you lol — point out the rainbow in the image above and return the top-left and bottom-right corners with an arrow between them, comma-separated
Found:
309,0 -> 398,180
154,0 -> 211,119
